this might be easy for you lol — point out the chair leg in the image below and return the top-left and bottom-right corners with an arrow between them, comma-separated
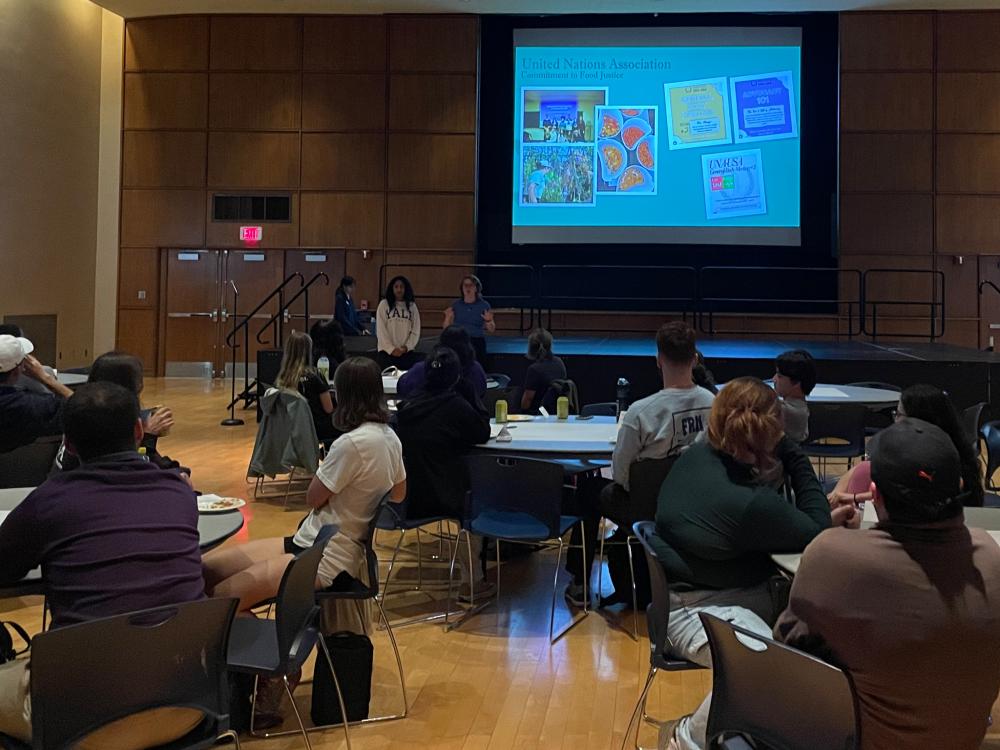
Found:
549,538 -> 563,642
218,728 -> 241,748
444,527 -> 463,628
622,666 -> 658,750
283,467 -> 295,509
375,597 -> 409,717
317,638 -> 353,750
380,530 -> 407,602
597,519 -> 607,602
416,528 -> 424,589
625,537 -> 639,642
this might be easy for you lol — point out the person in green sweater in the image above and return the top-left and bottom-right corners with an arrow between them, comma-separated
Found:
654,376 -> 856,750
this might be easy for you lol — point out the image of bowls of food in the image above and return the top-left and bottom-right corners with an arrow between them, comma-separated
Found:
635,133 -> 655,170
598,138 -> 628,182
599,109 -> 624,139
621,116 -> 652,151
617,165 -> 654,193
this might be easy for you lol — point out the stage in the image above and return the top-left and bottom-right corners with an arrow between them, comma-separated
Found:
485,337 -> 1000,410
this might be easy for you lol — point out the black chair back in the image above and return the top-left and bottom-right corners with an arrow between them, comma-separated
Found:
984,422 -> 1000,491
803,403 -> 867,455
581,402 -> 616,417
464,454 -> 565,537
274,524 -> 335,667
30,597 -> 239,749
628,456 -> 678,522
0,435 -> 61,488
846,382 -> 901,435
542,378 -> 579,415
700,613 -> 859,750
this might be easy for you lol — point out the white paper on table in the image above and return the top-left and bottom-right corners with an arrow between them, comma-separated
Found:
810,386 -> 850,399
989,531 -> 1000,548
489,424 -> 504,439
862,502 -> 878,524
0,511 -> 10,526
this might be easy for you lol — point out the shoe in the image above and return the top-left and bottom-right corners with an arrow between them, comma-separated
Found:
252,668 -> 302,731
598,591 -> 628,609
564,582 -> 587,607
458,579 -> 498,603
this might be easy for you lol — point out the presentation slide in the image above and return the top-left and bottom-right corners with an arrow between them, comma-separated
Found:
512,27 -> 802,246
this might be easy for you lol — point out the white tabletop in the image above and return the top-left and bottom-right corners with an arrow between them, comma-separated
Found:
773,505 -> 1000,575
720,381 -> 899,408
382,374 -> 501,396
476,415 -> 617,456
56,372 -> 88,386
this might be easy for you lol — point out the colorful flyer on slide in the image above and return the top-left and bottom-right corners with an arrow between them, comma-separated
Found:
664,77 -> 732,151
701,149 -> 766,220
730,71 -> 798,143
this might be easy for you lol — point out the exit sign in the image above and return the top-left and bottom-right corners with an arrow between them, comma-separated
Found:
239,226 -> 263,243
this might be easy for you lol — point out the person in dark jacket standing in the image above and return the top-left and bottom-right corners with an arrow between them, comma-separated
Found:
395,346 -> 493,599
334,276 -> 366,336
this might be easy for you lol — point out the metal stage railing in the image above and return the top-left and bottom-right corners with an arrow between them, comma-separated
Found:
863,268 -> 945,341
255,272 -> 331,345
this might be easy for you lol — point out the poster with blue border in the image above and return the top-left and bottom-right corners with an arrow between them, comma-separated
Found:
729,71 -> 798,144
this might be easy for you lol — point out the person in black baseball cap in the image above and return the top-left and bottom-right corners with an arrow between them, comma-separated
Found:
869,417 -> 966,524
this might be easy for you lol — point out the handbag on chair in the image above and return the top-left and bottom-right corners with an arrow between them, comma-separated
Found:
310,631 -> 373,725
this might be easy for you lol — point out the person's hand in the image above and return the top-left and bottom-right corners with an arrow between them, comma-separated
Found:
400,346 -> 408,355
20,355 -> 49,382
443,307 -> 455,327
179,471 -> 193,489
144,407 -> 174,436
391,347 -> 404,357
827,489 -> 852,505
830,502 -> 861,529
482,309 -> 496,333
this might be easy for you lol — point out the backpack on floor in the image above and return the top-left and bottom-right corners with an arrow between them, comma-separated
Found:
310,631 -> 373,725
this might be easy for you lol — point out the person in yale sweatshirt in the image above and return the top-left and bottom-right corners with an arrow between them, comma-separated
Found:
376,275 -> 422,370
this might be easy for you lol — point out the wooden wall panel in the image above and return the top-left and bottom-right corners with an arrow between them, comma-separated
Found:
842,253 -> 936,319
124,74 -> 207,130
840,133 -> 931,192
937,196 -> 1000,254
303,16 -> 386,71
302,74 -> 386,131
936,319 -> 979,349
840,73 -> 933,131
209,74 -> 301,130
937,256 -> 979,318
937,12 -> 1000,71
121,190 -> 205,248
839,194 -> 934,254
839,13 -> 933,71
301,134 -> 385,191
344,249 -> 385,307
209,16 -> 302,71
118,249 -> 160,309
125,16 -> 208,71
937,74 -> 1000,131
389,17 -> 477,73
207,133 -> 300,188
389,74 -> 476,133
204,195 -> 299,249
383,250 -> 474,303
937,135 -> 1000,193
122,132 -> 206,188
300,192 -> 385,248
388,134 -> 475,192
116,309 -> 159,373
386,194 -> 475,249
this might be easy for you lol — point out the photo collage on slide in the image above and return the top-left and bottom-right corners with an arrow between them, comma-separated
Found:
519,69 -> 796,220
663,71 -> 797,220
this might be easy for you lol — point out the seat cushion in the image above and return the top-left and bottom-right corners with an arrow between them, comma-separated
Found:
470,511 -> 581,541
226,617 -> 281,674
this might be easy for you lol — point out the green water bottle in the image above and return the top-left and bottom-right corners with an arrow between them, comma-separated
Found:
557,396 -> 569,420
495,399 -> 508,424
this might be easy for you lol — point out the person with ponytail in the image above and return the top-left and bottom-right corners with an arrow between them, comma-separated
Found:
650,377 -> 852,750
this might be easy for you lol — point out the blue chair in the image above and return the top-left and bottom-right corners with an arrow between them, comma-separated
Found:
701,612 -> 859,750
448,454 -> 588,644
26,597 -> 240,750
801,403 -> 868,479
621,522 -> 706,750
226,525 -> 350,750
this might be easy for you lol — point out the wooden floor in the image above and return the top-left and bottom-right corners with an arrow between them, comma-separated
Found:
4,378 -> 998,749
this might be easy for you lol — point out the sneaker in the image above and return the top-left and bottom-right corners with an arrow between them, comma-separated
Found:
458,579 -> 498,603
564,582 -> 587,607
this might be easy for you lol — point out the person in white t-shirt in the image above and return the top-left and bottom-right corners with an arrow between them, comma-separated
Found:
203,357 -> 406,611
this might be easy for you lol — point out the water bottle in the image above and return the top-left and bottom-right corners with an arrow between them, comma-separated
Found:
138,447 -> 149,462
317,355 -> 330,381
557,396 -> 569,420
616,377 -> 631,418
495,399 -> 508,424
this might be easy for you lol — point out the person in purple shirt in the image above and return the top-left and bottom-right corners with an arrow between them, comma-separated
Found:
397,326 -> 487,400
0,382 -> 206,747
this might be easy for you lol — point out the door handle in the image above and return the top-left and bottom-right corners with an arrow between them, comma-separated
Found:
283,310 -> 291,323
221,309 -> 229,322
167,312 -> 215,318
210,309 -> 219,323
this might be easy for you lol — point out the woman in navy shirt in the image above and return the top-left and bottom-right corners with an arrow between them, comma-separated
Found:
443,274 -> 495,364
334,275 -> 365,336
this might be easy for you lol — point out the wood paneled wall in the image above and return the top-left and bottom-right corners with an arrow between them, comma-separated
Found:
118,14 -> 478,363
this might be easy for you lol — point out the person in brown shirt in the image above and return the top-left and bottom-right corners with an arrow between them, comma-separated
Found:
775,418 -> 1000,750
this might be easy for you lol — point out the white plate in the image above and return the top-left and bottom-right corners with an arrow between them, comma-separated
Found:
197,494 -> 246,513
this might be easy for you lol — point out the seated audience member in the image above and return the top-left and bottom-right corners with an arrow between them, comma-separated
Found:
0,333 -> 72,452
828,383 -> 984,508
334,275 -> 366,336
203,357 -> 406,611
396,346 -> 492,597
397,326 -> 487,399
442,274 -> 495,364
0,382 -> 205,747
276,331 -> 337,448
0,324 -> 54,395
565,322 -> 715,606
773,349 -> 816,443
520,328 -> 566,414
309,318 -> 347,369
655,377 -> 850,750
777,418 -> 1000,750
376,275 -> 422,370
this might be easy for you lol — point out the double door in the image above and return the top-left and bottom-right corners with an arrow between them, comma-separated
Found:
162,249 -> 343,377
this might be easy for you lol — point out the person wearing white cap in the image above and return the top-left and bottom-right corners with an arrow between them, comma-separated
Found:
0,334 -> 72,453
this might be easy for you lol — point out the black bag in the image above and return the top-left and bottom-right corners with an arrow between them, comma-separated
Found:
310,631 -> 373,725
0,621 -> 30,664
605,532 -> 651,610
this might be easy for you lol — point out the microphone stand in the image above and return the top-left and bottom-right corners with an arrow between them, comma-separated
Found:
221,280 -> 245,426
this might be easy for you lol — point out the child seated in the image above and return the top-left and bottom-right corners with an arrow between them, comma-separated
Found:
773,349 -> 816,443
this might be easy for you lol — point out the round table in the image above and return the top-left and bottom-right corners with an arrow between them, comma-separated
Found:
0,487 -> 245,596
476,415 -> 617,460
720,382 -> 900,409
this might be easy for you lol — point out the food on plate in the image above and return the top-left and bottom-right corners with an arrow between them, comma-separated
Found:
618,166 -> 647,191
637,139 -> 654,169
622,125 -> 646,150
601,143 -> 623,173
600,113 -> 621,137
198,496 -> 245,511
